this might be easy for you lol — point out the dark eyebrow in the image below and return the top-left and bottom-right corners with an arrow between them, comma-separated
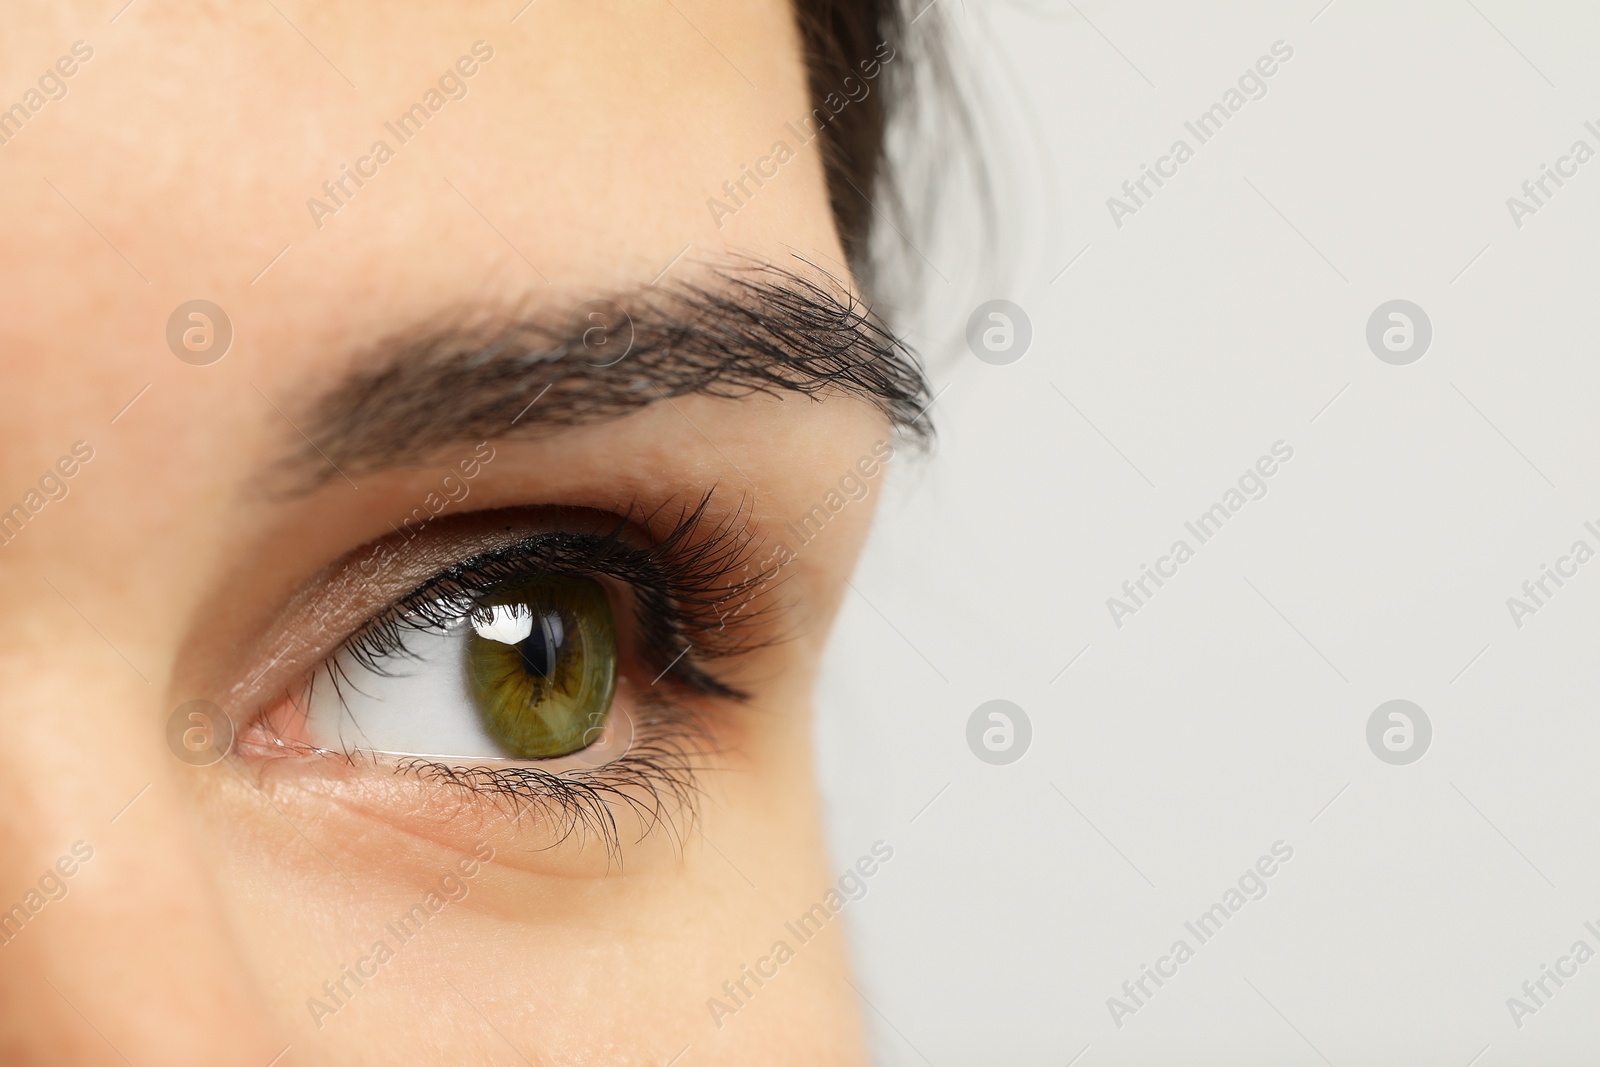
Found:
278,260 -> 933,488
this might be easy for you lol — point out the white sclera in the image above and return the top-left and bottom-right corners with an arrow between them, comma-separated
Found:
305,617 -> 512,759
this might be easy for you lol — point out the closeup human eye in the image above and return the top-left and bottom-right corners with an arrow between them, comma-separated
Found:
236,499 -> 773,842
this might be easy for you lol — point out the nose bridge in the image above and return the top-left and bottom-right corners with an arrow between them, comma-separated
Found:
0,651 -> 281,1066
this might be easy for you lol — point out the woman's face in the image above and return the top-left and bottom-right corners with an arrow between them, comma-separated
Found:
0,3 -> 907,1063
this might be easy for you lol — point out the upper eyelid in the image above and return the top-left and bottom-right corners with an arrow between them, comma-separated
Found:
344,531 -> 649,672
216,495 -> 778,725
337,500 -> 777,703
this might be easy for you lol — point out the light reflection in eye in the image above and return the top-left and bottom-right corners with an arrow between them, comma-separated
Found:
472,603 -> 536,645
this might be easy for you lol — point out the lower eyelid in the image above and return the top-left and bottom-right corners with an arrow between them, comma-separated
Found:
233,694 -> 715,862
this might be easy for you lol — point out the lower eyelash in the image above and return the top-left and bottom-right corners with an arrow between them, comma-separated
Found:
241,692 -> 715,863
394,697 -> 712,863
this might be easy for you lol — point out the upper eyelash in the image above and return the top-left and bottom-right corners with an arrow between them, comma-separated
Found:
340,491 -> 783,701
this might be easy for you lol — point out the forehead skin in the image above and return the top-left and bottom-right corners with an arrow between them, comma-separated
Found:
0,2 -> 881,1065
0,0 -> 842,433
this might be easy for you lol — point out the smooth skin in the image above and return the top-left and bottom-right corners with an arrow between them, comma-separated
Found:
0,2 -> 887,1063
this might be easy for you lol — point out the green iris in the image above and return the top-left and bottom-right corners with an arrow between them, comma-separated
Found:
465,575 -> 618,759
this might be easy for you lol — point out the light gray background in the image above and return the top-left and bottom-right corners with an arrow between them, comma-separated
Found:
816,1 -> 1600,1063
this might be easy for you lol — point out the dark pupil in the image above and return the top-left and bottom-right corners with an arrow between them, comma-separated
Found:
517,611 -> 566,678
